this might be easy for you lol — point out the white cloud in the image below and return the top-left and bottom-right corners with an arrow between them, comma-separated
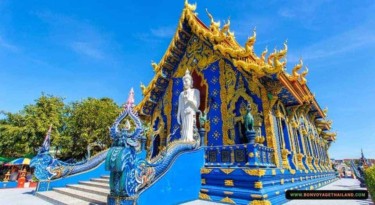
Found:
34,11 -> 118,60
150,26 -> 175,38
0,36 -> 19,52
70,41 -> 104,59
288,21 -> 375,63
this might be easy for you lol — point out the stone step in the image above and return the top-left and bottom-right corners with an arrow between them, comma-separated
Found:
90,178 -> 109,184
36,190 -> 97,205
101,175 -> 110,179
53,187 -> 107,204
79,180 -> 110,189
66,184 -> 109,196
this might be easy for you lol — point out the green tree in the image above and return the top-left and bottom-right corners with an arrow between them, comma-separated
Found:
0,94 -> 65,157
64,98 -> 120,159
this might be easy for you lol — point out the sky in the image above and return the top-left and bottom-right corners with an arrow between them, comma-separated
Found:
0,0 -> 374,159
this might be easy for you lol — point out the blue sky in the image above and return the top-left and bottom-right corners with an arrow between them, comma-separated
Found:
0,0 -> 374,159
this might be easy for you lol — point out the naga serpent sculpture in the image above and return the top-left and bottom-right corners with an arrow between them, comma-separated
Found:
106,88 -> 200,201
30,126 -> 107,181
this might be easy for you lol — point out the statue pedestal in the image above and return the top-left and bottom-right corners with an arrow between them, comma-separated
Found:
245,130 -> 256,144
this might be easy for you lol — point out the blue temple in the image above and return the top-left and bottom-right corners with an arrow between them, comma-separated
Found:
31,1 -> 339,204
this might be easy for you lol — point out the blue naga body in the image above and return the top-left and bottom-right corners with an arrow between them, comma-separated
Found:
30,127 -> 108,181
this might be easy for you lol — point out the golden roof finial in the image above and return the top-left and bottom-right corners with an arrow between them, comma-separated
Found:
323,107 -> 328,117
151,60 -> 159,73
261,46 -> 268,63
228,29 -> 235,37
245,27 -> 256,51
300,66 -> 309,84
277,40 -> 288,59
220,17 -> 230,35
184,0 -> 197,11
205,9 -> 220,29
140,82 -> 147,96
292,58 -> 303,78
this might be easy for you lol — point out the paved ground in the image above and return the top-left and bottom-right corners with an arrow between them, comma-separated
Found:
0,179 -> 373,205
0,187 -> 52,205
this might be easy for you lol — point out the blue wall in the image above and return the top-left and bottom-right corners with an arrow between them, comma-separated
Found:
138,148 -> 204,205
0,181 -> 17,189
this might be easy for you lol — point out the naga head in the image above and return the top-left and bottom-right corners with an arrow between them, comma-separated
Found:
30,125 -> 59,180
30,153 -> 56,180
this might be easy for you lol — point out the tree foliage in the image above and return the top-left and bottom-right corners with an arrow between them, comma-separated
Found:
365,165 -> 375,202
0,94 -> 65,157
0,94 -> 121,160
63,98 -> 120,158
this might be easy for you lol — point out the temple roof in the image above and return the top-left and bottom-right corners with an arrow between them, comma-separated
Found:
135,0 -> 329,122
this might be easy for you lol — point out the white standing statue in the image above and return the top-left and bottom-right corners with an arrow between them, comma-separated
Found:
177,69 -> 200,142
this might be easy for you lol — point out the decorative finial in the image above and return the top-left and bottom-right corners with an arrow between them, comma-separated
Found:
205,9 -> 220,29
300,66 -> 309,84
292,58 -> 303,77
151,60 -> 158,72
184,0 -> 197,11
125,88 -> 135,109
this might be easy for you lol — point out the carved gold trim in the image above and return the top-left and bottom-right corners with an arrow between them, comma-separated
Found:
201,178 -> 206,184
254,181 -> 263,189
260,86 -> 280,167
164,80 -> 173,138
221,196 -> 236,204
199,192 -> 211,200
224,180 -> 234,186
243,169 -> 266,177
220,168 -> 235,175
200,168 -> 212,174
219,59 -> 233,145
249,200 -> 272,205
251,194 -> 263,199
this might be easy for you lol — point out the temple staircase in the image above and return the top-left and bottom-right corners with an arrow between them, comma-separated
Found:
35,175 -> 109,205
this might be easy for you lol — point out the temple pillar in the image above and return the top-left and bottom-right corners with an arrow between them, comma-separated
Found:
286,119 -> 298,170
275,110 -> 291,170
291,122 -> 306,171
260,87 -> 282,168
